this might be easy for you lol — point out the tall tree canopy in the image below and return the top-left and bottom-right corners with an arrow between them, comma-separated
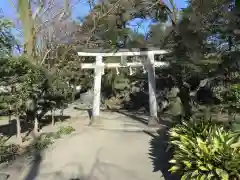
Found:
0,16 -> 16,56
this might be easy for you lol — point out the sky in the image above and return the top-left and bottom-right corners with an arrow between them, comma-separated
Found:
0,0 -> 188,37
0,0 -> 188,19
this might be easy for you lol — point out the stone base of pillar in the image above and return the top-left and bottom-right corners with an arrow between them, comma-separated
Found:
89,116 -> 102,126
148,116 -> 159,127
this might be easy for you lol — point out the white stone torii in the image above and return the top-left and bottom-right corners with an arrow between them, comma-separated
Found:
78,49 -> 169,126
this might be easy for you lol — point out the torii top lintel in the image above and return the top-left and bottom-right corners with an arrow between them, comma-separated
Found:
77,48 -> 170,57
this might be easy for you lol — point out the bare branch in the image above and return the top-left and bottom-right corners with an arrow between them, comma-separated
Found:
40,49 -> 52,65
86,0 -> 122,45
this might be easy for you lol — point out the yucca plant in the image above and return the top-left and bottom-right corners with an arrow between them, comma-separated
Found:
168,119 -> 240,180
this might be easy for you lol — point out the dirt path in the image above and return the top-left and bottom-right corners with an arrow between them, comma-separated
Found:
1,104 -> 168,180
36,129 -> 162,180
3,127 -> 164,180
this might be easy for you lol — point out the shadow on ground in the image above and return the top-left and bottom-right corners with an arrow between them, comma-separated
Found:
35,148 -> 150,180
147,119 -> 180,180
0,119 -> 33,138
74,107 -> 92,119
21,134 -> 44,180
0,133 -> 44,180
24,152 -> 42,180
113,109 -> 149,125
39,115 -> 71,128
0,115 -> 70,139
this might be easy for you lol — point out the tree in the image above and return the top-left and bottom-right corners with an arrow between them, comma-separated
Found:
10,0 -> 71,63
0,16 -> 21,142
0,17 -> 16,56
79,0 -> 173,49
0,56 -> 39,142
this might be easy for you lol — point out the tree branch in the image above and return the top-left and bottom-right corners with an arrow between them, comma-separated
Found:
86,0 -> 121,46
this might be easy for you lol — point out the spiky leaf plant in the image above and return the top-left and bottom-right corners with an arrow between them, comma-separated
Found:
168,119 -> 240,180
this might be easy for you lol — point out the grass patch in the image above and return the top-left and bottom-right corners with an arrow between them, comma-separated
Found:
56,126 -> 75,136
28,125 -> 75,153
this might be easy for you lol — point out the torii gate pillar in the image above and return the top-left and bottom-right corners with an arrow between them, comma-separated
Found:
147,52 -> 159,126
91,56 -> 102,124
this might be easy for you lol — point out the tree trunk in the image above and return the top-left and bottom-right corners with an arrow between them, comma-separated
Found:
228,36 -> 233,51
60,106 -> 64,117
72,80 -> 76,102
34,117 -> 39,133
8,105 -> 11,123
16,116 -> 22,144
51,109 -> 55,126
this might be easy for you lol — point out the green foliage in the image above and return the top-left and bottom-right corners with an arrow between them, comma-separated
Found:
45,44 -> 85,101
29,134 -> 54,152
0,136 -> 19,163
0,125 -> 75,163
223,84 -> 240,112
0,54 -> 71,119
169,119 -> 240,179
8,57 -> 47,116
82,0 -> 171,49
0,56 -> 38,116
0,17 -> 16,56
27,126 -> 75,153
56,126 -> 75,137
102,62 -> 131,97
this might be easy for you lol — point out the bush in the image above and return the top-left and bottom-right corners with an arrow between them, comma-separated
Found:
168,119 -> 240,180
56,126 -> 75,137
0,126 -> 75,163
0,135 -> 19,163
222,84 -> 240,112
27,126 -> 75,152
27,134 -> 54,154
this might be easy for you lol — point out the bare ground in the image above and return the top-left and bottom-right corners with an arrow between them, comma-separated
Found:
0,104 -> 168,180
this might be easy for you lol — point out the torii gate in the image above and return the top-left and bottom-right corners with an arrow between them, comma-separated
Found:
78,48 -> 169,126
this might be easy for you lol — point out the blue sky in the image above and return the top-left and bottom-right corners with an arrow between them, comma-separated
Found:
0,0 -> 188,35
1,0 -> 188,22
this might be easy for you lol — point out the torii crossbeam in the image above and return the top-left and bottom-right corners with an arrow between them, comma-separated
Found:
78,48 -> 170,126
